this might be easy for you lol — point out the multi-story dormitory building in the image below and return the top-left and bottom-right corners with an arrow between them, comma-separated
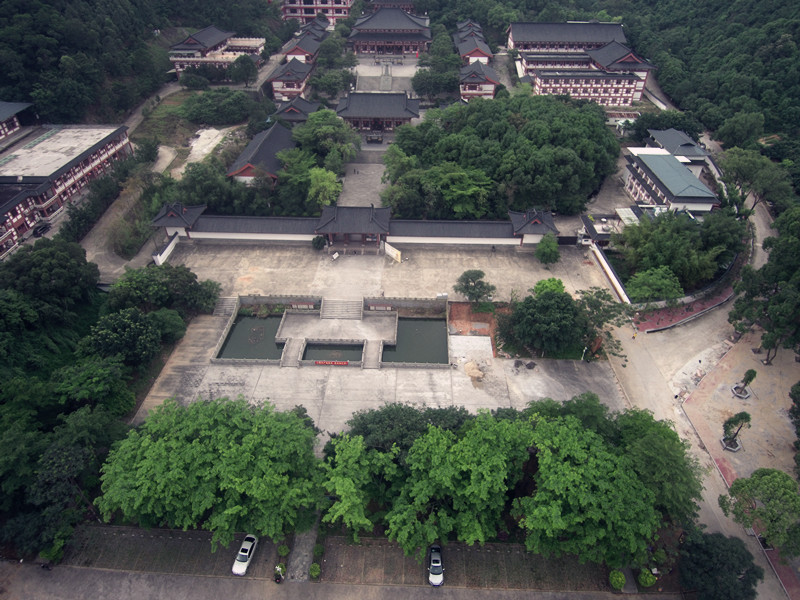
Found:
509,22 -> 654,106
0,124 -> 132,258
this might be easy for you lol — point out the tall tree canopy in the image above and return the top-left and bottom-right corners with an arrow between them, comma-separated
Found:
384,95 -> 618,218
97,398 -> 324,548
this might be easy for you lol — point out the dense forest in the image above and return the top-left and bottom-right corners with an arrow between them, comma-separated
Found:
0,0 -> 290,121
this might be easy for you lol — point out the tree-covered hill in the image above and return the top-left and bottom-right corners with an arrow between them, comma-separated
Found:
0,0 -> 287,122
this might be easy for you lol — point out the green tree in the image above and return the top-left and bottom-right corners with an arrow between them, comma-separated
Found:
79,307 -> 161,367
147,308 -> 187,344
386,414 -> 532,555
719,468 -> 800,555
227,55 -> 258,86
50,355 -> 134,416
614,211 -> 724,290
535,233 -> 560,266
719,148 -> 795,215
575,287 -> 631,357
531,278 -> 565,296
679,530 -> 763,600
626,266 -> 684,303
728,206 -> 800,364
323,435 -> 397,541
716,112 -> 764,149
307,167 -> 342,210
453,269 -> 496,303
616,409 -> 703,523
0,238 -> 99,321
179,88 -> 258,125
96,398 -> 324,548
513,415 -> 661,567
722,411 -> 751,447
292,109 -> 360,174
107,264 -> 220,316
510,291 -> 588,355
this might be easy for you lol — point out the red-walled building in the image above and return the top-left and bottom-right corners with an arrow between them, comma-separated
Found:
0,125 -> 132,259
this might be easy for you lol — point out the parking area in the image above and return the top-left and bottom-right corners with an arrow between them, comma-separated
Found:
60,526 -> 609,592
61,526 -> 278,580
321,537 -> 609,591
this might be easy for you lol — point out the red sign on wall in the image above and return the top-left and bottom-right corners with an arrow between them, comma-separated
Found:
315,361 -> 349,366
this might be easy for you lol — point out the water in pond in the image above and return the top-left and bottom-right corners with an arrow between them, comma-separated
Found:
382,318 -> 448,364
303,344 -> 363,362
218,316 -> 283,359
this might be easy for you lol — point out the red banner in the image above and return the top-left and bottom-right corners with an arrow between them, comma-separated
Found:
315,361 -> 349,366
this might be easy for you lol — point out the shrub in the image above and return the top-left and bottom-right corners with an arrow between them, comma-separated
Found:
312,235 -> 327,250
638,570 -> 657,588
313,543 -> 325,559
278,544 -> 290,557
309,562 -> 321,579
609,569 -> 626,590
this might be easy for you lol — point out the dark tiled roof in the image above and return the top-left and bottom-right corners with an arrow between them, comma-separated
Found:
274,97 -> 322,122
193,215 -> 318,234
521,52 -> 592,64
285,34 -> 322,56
227,123 -> 295,178
268,58 -> 312,82
336,92 -> 419,119
0,101 -> 32,122
586,41 -> 654,71
455,37 -> 492,58
509,22 -> 626,45
389,219 -> 513,238
351,8 -> 430,32
456,19 -> 482,32
348,31 -> 432,43
316,205 -> 391,234
300,14 -> 329,34
171,26 -> 234,51
152,203 -> 206,228
508,209 -> 559,235
647,128 -> 708,158
0,182 -> 46,217
336,93 -> 419,119
460,62 -> 499,85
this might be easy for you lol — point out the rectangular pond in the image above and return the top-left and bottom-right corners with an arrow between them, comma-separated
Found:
382,318 -> 448,364
218,316 -> 283,359
303,344 -> 364,362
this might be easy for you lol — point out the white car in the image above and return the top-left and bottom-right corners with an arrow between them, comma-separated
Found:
428,544 -> 444,586
232,534 -> 258,575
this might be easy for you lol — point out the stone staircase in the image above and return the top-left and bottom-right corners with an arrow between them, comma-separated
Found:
213,296 -> 238,317
320,298 -> 363,320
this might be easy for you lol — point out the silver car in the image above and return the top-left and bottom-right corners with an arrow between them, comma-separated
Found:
232,534 -> 258,575
428,544 -> 444,586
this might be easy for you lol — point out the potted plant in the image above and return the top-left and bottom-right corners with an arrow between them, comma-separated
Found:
732,369 -> 757,398
609,569 -> 626,590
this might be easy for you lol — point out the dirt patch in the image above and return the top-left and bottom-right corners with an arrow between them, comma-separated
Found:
449,302 -> 509,357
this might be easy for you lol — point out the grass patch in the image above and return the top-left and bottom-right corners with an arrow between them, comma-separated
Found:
473,301 -> 496,314
130,91 -> 199,148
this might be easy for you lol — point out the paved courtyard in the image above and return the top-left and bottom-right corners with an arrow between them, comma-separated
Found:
135,244 -> 625,428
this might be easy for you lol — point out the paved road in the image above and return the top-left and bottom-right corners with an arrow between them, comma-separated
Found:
0,561 -> 679,600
